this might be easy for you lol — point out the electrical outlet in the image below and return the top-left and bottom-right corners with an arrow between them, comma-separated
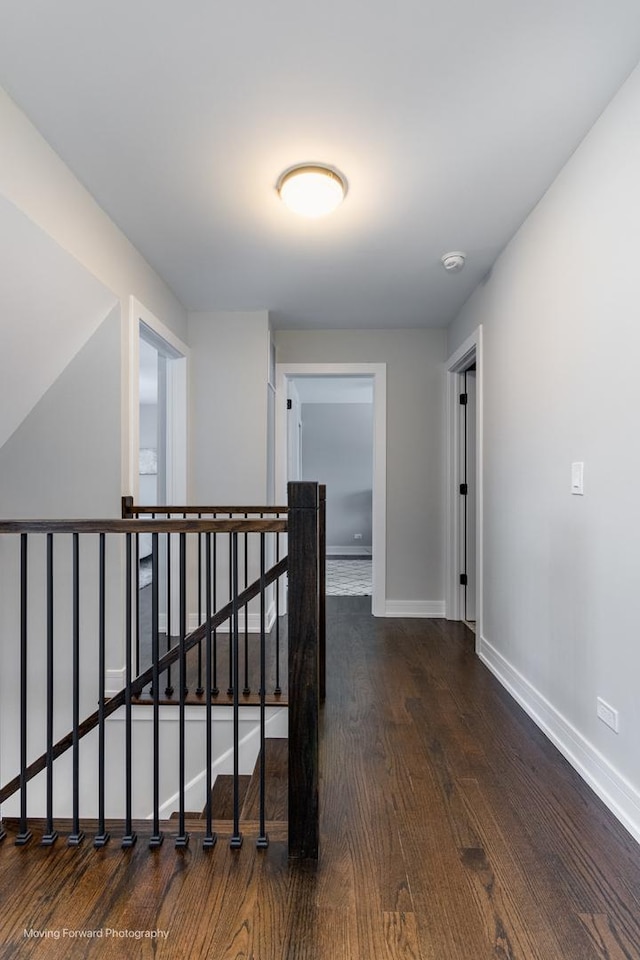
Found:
353,533 -> 363,540
597,697 -> 619,733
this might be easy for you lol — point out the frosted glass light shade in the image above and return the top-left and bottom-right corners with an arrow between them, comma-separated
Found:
277,165 -> 346,218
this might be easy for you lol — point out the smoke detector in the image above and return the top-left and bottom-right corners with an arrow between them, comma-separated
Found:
441,251 -> 466,273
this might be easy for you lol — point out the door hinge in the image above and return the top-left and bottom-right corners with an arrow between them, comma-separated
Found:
459,483 -> 468,496
459,573 -> 468,586
286,398 -> 292,410
459,393 -> 468,406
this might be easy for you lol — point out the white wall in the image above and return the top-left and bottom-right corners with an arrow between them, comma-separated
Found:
0,195 -> 119,452
0,87 -> 186,343
0,311 -> 121,519
0,87 -> 189,814
0,86 -> 188,498
447,63 -> 640,842
301,403 -> 373,551
188,310 -> 271,503
275,329 -> 447,608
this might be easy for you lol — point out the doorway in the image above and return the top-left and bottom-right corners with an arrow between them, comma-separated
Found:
290,375 -> 374,597
446,327 -> 483,646
129,298 -> 188,664
276,363 -> 387,616
460,364 -> 476,629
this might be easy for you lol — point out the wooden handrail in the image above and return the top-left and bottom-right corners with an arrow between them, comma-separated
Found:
121,496 -> 287,518
0,556 -> 288,805
0,518 -> 287,535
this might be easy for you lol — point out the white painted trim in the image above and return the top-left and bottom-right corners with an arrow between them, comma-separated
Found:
126,296 -> 190,503
479,634 -> 640,847
384,600 -> 445,618
276,362 -> 387,617
127,298 -> 190,638
445,326 -> 483,649
327,545 -> 372,556
106,667 -> 126,696
167,601 -> 277,634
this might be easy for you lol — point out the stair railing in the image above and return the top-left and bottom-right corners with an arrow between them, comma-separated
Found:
0,482 -> 324,859
120,497 -> 289,700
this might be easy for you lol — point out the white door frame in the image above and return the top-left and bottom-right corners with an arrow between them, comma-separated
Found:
445,326 -> 483,647
127,296 -> 189,505
276,362 -> 387,617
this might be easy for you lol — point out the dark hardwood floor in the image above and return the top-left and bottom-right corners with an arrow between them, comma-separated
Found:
135,582 -> 288,705
1,597 -> 639,958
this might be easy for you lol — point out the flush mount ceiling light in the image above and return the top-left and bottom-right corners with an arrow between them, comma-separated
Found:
277,164 -> 347,218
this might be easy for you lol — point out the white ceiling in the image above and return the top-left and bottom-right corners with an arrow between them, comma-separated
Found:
1,1 -> 640,330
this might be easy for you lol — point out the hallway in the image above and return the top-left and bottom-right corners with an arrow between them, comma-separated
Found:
1,598 -> 639,958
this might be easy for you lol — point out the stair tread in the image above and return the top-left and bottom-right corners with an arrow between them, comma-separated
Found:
241,737 -> 288,822
206,774 -> 251,820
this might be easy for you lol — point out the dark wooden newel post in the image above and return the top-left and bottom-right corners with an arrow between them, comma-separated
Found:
288,481 -> 320,860
318,484 -> 326,703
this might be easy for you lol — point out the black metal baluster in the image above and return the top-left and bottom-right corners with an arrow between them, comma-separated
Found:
122,532 -> 137,848
230,532 -> 243,849
41,533 -> 58,846
196,519 -> 204,695
16,534 -> 32,846
203,531 -> 217,849
165,528 -> 173,697
257,532 -> 268,849
227,517 -> 233,696
274,529 -> 282,696
148,512 -> 156,699
149,533 -> 163,848
175,533 -> 189,848
243,519 -> 250,695
181,513 -> 189,698
94,534 -> 110,848
68,533 -> 84,846
135,531 -> 141,679
212,524 -> 219,697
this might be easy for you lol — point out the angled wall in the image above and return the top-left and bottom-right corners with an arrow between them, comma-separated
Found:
0,310 -> 121,518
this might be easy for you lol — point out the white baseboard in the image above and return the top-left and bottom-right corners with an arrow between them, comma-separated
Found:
106,667 -> 126,696
159,601 -> 277,636
479,634 -> 640,847
384,600 -> 445,618
327,546 -> 372,556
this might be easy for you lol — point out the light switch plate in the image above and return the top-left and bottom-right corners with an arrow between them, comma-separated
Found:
571,462 -> 584,495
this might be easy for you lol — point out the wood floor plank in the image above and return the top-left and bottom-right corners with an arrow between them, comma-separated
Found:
578,912 -> 640,960
2,596 -> 640,959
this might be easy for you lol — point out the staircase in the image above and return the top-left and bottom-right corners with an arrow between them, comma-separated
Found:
0,483 -> 323,859
174,738 -> 288,842
3,740 -> 290,846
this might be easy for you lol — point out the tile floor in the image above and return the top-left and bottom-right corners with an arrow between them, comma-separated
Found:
325,558 -> 372,596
